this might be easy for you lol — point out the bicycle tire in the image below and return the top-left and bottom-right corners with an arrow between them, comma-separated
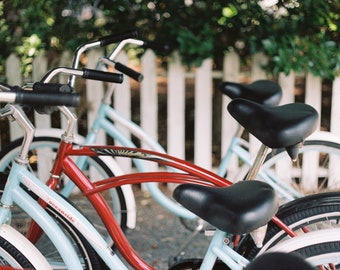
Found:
41,202 -> 106,270
262,227 -> 340,268
170,238 -> 340,270
0,187 -> 105,269
237,191 -> 340,261
0,136 -> 128,238
287,242 -> 340,268
0,236 -> 34,269
169,259 -> 228,270
260,139 -> 340,201
0,224 -> 51,269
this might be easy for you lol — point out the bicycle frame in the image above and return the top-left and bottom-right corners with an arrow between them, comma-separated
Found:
57,36 -> 299,222
1,161 -> 128,269
0,35 -> 315,269
0,108 -> 87,269
58,83 -> 300,226
1,152 -> 251,270
30,138 -> 294,269
60,95 -> 201,220
35,139 -> 230,269
0,103 -> 298,270
0,36 -> 301,233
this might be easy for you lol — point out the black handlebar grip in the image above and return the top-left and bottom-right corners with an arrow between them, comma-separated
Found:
142,41 -> 171,52
99,30 -> 138,47
32,82 -> 73,93
114,62 -> 143,82
15,92 -> 80,107
82,69 -> 124,84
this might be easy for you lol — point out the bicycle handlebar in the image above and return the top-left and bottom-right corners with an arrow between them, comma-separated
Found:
82,68 -> 124,83
0,83 -> 79,107
70,30 -> 138,86
41,67 -> 124,84
32,82 -> 73,93
114,62 -> 143,82
16,91 -> 80,107
142,41 -> 170,52
100,57 -> 143,82
98,29 -> 138,47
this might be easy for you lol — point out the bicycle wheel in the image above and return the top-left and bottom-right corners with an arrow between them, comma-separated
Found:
0,224 -> 51,269
0,136 -> 128,239
0,183 -> 105,269
169,259 -> 228,270
259,138 -> 340,201
282,241 -> 340,268
264,228 -> 340,268
237,191 -> 340,261
37,203 -> 106,270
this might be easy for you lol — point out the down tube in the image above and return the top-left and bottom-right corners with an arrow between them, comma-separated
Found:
18,168 -> 128,269
13,180 -> 83,268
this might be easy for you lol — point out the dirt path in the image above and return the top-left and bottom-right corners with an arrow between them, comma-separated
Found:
124,185 -> 209,269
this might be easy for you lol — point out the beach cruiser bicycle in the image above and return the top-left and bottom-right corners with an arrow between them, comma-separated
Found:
2,32 -> 340,246
2,70 -> 340,269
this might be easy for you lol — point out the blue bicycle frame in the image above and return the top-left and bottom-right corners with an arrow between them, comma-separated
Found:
1,161 -> 129,269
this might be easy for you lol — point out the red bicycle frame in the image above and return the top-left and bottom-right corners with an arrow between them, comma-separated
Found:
28,140 -> 295,269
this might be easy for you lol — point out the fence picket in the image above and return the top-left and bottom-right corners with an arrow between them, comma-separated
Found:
32,53 -> 51,129
331,77 -> 340,135
274,72 -> 296,185
194,58 -> 213,170
140,50 -> 158,173
114,51 -> 132,172
301,73 -> 322,191
305,73 -> 322,128
249,53 -> 268,158
6,53 -> 22,141
278,71 -> 295,104
3,50 -> 340,179
167,52 -> 185,160
58,51 -> 74,131
329,77 -> 340,189
86,49 -> 106,145
221,52 -> 240,179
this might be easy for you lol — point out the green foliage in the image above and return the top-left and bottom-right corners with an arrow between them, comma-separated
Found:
1,0 -> 339,79
0,1 -> 10,76
241,0 -> 340,78
177,23 -> 214,68
16,34 -> 43,77
262,35 -> 339,78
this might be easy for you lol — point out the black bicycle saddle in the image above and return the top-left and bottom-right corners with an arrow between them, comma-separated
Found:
227,98 -> 319,159
173,180 -> 278,235
219,80 -> 282,106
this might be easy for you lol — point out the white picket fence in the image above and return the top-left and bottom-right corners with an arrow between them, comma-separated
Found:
4,49 -> 340,175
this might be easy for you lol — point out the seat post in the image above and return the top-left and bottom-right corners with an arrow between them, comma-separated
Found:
246,144 -> 273,248
245,144 -> 269,180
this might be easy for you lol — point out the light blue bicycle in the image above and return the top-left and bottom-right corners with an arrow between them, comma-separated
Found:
1,79 -> 340,269
2,32 -> 340,253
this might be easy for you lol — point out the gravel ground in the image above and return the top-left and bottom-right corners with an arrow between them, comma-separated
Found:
123,185 -> 210,269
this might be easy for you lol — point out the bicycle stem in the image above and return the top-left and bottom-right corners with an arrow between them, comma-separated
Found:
0,105 -> 34,165
58,105 -> 78,141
